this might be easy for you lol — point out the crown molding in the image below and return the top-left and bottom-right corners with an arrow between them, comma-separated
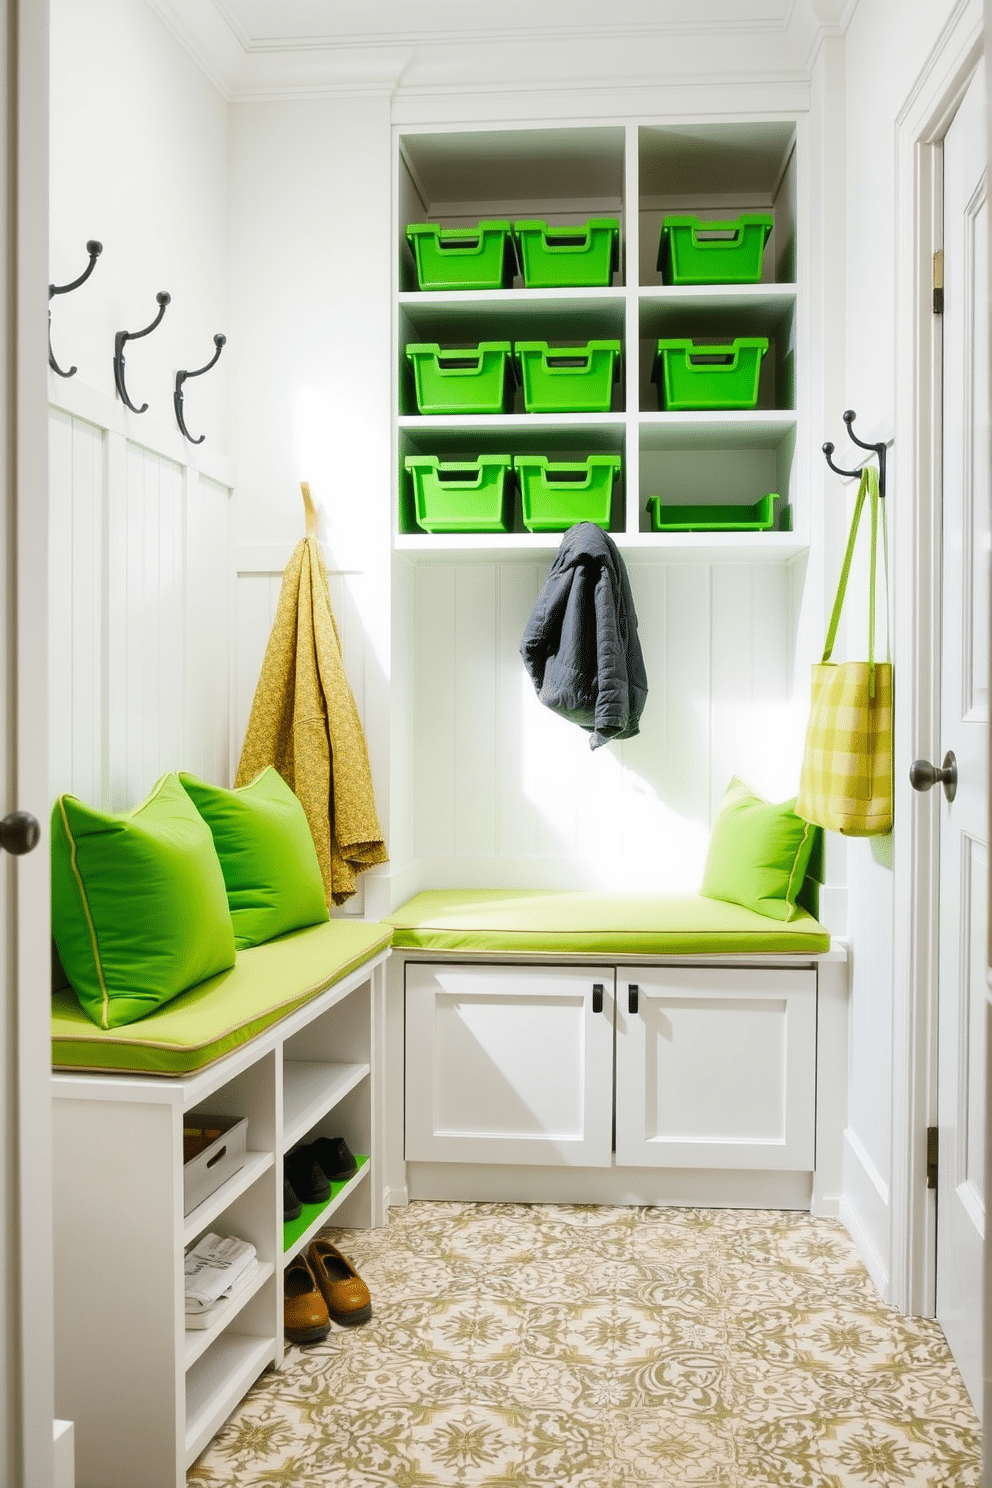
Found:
145,0 -> 849,101
785,0 -> 860,70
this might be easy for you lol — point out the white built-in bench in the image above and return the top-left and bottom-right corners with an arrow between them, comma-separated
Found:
384,889 -> 848,1216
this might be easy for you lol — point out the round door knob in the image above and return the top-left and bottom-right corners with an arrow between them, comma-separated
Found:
909,751 -> 957,803
0,811 -> 40,855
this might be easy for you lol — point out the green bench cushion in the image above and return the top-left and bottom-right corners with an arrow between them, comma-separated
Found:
386,889 -> 831,956
51,919 -> 392,1077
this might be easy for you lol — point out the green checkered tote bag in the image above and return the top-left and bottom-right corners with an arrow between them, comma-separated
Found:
796,464 -> 893,836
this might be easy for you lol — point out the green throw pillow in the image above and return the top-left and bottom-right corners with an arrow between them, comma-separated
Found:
700,776 -> 816,922
179,767 -> 329,950
51,773 -> 236,1029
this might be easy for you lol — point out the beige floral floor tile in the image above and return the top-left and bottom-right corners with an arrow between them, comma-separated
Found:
189,1203 -> 981,1487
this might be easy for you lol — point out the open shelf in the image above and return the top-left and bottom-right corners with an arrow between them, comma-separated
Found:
282,1155 -> 370,1262
182,1151 -> 273,1249
396,117 -> 804,557
184,1262 -> 276,1371
185,1333 -> 278,1467
282,1060 -> 368,1149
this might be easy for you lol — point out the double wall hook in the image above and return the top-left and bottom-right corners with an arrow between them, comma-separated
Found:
822,409 -> 887,498
113,291 -> 170,413
174,333 -> 226,444
48,239 -> 102,378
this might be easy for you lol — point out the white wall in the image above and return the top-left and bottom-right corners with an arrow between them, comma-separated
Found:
49,0 -> 230,452
227,93 -> 394,911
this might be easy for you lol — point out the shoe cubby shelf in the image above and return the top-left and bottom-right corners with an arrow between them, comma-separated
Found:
51,952 -> 387,1488
282,1154 -> 371,1264
395,119 -> 804,559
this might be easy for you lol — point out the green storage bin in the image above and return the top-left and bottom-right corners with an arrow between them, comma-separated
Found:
514,340 -> 621,414
653,338 -> 768,411
647,493 -> 777,532
405,221 -> 516,291
514,454 -> 621,532
404,454 -> 512,533
658,214 -> 774,286
405,342 -> 514,415
513,218 -> 619,288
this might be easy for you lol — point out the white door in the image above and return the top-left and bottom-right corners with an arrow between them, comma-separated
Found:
930,64 -> 989,1413
2,0 -> 55,1481
405,963 -> 614,1166
614,965 -> 816,1171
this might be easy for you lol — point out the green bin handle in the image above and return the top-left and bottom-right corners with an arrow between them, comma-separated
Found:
685,347 -> 740,369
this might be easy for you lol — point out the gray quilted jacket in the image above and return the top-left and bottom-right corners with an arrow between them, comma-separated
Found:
519,522 -> 648,749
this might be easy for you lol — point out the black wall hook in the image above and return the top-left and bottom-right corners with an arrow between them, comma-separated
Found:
822,409 -> 887,498
48,239 -> 102,378
174,333 -> 226,444
113,291 -> 171,413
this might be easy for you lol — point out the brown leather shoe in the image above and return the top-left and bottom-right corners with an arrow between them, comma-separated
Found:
284,1253 -> 330,1343
307,1238 -> 372,1327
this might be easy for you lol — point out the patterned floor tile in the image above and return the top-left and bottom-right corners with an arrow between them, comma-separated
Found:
188,1204 -> 981,1487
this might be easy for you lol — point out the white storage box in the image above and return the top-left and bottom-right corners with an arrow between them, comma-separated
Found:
183,1114 -> 248,1216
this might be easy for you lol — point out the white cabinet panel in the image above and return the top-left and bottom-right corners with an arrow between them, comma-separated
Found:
405,963 -> 615,1166
615,965 -> 816,1170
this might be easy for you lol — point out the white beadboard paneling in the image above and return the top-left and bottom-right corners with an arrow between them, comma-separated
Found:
49,410 -> 105,805
454,565 -> 498,856
413,565 -> 457,857
408,556 -> 795,891
496,563 -> 542,860
185,474 -> 233,784
234,573 -> 282,761
48,385 -> 233,814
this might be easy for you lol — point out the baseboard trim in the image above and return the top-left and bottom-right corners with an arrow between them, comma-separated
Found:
840,1127 -> 891,1297
405,1162 -> 814,1210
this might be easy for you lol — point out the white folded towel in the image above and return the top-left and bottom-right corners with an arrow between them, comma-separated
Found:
184,1232 -> 257,1313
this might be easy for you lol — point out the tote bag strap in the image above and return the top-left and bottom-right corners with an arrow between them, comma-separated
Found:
821,463 -> 884,693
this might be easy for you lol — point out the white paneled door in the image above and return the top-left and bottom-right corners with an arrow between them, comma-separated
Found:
933,63 -> 989,1413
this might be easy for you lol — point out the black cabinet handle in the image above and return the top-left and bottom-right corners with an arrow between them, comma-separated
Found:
628,983 -> 639,1015
592,982 -> 604,1014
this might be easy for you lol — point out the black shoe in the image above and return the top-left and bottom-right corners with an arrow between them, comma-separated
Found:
285,1144 -> 331,1204
283,1174 -> 303,1222
312,1136 -> 358,1183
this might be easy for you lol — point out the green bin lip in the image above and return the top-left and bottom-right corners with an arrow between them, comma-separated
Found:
514,454 -> 621,532
512,218 -> 620,289
405,219 -> 517,291
652,337 -> 769,412
514,340 -> 622,414
657,213 -> 774,285
404,342 -> 516,415
403,454 -> 513,533
647,493 -> 777,532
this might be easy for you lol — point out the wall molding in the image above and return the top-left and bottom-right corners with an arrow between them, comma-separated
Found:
147,0 -> 851,101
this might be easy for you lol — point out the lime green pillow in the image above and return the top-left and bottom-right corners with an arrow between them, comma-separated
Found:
51,774 -> 236,1029
179,768 -> 329,950
700,776 -> 817,923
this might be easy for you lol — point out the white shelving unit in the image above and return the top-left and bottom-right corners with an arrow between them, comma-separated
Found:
50,950 -> 387,1488
394,117 -> 803,559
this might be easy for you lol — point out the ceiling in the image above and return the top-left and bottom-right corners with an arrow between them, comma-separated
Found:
217,0 -> 796,46
148,0 -> 858,99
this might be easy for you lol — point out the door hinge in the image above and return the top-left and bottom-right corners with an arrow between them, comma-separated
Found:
927,1125 -> 939,1189
933,250 -> 944,314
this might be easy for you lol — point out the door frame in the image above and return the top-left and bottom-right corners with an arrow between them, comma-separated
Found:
2,0 -> 54,1482
891,2 -> 984,1319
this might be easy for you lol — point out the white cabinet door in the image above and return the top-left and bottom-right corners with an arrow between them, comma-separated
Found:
615,966 -> 817,1171
405,963 -> 614,1166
